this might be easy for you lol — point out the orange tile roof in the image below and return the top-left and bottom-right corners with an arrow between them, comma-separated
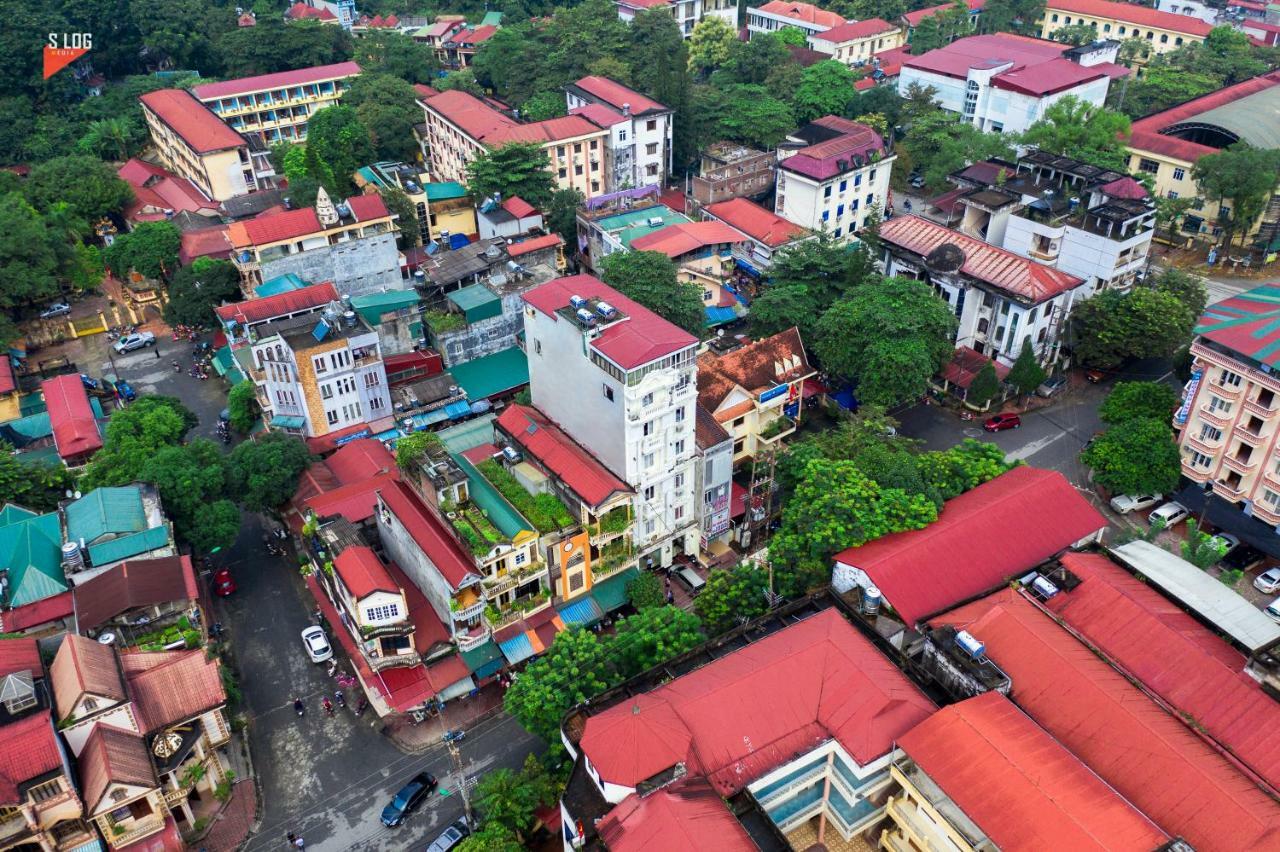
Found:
50,634 -> 125,720
629,221 -> 746,258
755,0 -> 845,28
139,89 -> 246,154
121,649 -> 226,733
705,198 -> 808,248
79,725 -> 156,814
697,327 -> 813,410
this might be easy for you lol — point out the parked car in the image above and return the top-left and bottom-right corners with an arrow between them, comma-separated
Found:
300,625 -> 332,663
1225,543 -> 1266,573
983,413 -> 1021,432
1036,375 -> 1068,397
425,818 -> 471,852
79,374 -> 98,390
1148,501 -> 1190,529
1208,532 -> 1240,560
1109,493 -> 1163,515
212,569 -> 236,596
380,771 -> 437,827
114,379 -> 136,402
112,332 -> 156,354
1084,369 -> 1106,383
1254,566 -> 1280,594
1265,598 -> 1280,623
39,302 -> 71,319
674,565 -> 706,595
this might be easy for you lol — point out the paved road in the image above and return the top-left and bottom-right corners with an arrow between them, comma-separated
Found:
214,514 -> 541,852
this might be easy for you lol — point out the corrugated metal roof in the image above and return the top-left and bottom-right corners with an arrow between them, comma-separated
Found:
65,487 -> 146,545
1110,540 -> 1280,652
1194,285 -> 1280,368
449,346 -> 528,400
86,525 -> 171,567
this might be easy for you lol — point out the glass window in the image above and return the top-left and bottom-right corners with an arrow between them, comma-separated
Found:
1172,167 -> 1185,181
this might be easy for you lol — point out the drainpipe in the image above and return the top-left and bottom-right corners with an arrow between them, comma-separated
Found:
816,751 -> 835,844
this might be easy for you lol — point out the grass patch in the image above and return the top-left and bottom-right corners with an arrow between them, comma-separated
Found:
477,459 -> 574,533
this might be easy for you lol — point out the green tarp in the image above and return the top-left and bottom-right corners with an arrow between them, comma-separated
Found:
591,566 -> 638,614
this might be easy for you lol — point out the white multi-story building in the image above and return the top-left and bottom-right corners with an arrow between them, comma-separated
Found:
897,34 -> 1121,135
566,76 -> 674,189
746,0 -> 845,38
523,274 -> 701,567
807,18 -> 905,66
615,0 -> 737,37
775,116 -> 895,241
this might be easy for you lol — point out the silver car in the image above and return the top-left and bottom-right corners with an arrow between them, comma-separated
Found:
1254,567 -> 1280,594
39,302 -> 71,319
1109,493 -> 1162,515
112,332 -> 156,353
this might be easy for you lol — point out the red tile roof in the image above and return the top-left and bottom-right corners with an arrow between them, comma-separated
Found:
118,159 -> 218,220
524,274 -> 697,370
940,345 -> 1010,390
0,714 -> 63,803
286,3 -> 337,20
0,592 -> 73,633
413,83 -> 439,100
834,466 -> 1106,626
41,374 -> 102,460
346,192 -> 390,222
1046,0 -> 1213,35
571,76 -> 666,115
50,634 -> 126,720
0,356 -> 14,396
779,118 -> 887,181
79,724 -> 156,814
1047,551 -> 1280,790
880,215 -> 1085,304
73,555 -> 199,633
214,281 -> 338,325
139,89 -> 246,154
936,591 -> 1280,850
489,115 -> 603,145
815,17 -> 897,41
233,207 -> 324,247
629,221 -> 746,258
903,0 -> 984,26
0,638 -> 40,679
425,90 -> 603,146
192,61 -> 361,100
904,34 -> 1105,96
507,233 -> 563,257
179,225 -> 233,265
755,0 -> 845,28
325,437 -> 396,482
496,404 -> 630,508
697,327 -> 813,410
571,103 -> 628,128
579,608 -> 935,794
1099,176 -> 1148,200
993,57 -> 1106,96
598,781 -> 757,852
291,440 -> 400,532
502,196 -> 537,219
705,198 -> 807,248
900,692 -> 1169,851
1128,70 -> 1280,164
379,481 -> 478,589
303,472 -> 400,529
334,545 -> 399,600
121,649 -> 225,733
446,24 -> 497,45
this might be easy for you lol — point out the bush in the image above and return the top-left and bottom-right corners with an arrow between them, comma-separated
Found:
477,460 -> 573,532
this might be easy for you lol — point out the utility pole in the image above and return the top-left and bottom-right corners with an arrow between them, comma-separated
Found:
445,733 -> 474,826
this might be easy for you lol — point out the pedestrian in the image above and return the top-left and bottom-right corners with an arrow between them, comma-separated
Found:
294,837 -> 305,850
155,349 -> 161,360
666,588 -> 675,605
286,832 -> 296,847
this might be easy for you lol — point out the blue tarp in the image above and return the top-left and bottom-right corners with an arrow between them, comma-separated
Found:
498,633 -> 535,665
449,232 -> 470,250
557,595 -> 604,627
445,399 -> 472,420
734,257 -> 761,277
705,306 -> 737,327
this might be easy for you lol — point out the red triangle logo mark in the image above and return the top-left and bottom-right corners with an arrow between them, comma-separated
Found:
43,46 -> 89,80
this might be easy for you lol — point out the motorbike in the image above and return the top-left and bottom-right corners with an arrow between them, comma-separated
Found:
356,697 -> 369,716
321,697 -> 334,717
334,690 -> 347,710
173,361 -> 182,373
442,729 -> 466,744
294,698 -> 305,717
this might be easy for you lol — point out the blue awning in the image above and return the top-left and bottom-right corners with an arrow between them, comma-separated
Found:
557,595 -> 604,627
409,408 -> 450,429
270,414 -> 306,429
735,257 -> 761,277
498,632 -> 535,665
445,399 -> 472,420
705,306 -> 737,327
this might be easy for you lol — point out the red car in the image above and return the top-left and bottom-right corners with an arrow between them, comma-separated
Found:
983,413 -> 1022,432
212,569 -> 237,596
1084,369 -> 1106,383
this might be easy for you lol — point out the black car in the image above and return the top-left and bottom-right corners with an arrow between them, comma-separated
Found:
381,771 -> 437,827
1223,542 -> 1266,572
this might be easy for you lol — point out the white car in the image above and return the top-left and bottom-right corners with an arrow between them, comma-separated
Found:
1109,493 -> 1162,515
112,332 -> 156,354
1255,567 -> 1280,594
1148,501 -> 1190,529
39,302 -> 71,319
1265,598 -> 1280,624
301,626 -> 333,663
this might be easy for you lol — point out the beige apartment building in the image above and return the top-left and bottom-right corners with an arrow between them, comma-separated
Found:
192,61 -> 362,144
418,90 -> 610,200
1040,0 -> 1210,57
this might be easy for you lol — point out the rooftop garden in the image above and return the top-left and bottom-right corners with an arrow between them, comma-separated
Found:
424,309 -> 465,334
443,499 -> 505,556
596,505 -> 631,535
477,459 -> 574,534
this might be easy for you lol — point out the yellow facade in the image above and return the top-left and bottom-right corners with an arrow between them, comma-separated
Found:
427,199 -> 479,241
816,27 -> 906,66
1040,5 -> 1206,57
141,107 -> 249,202
198,74 -> 356,143
881,763 -> 982,852
1126,147 -> 1272,241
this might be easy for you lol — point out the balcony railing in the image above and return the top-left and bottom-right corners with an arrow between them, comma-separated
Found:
1182,459 -> 1212,482
1235,425 -> 1266,446
368,650 -> 421,672
454,624 -> 491,652
1213,479 -> 1246,500
451,600 -> 487,622
1222,454 -> 1257,475
758,415 -> 797,444
1252,502 -> 1280,524
1207,381 -> 1242,399
107,817 -> 168,847
1197,407 -> 1232,429
1027,246 -> 1059,262
1246,397 -> 1280,418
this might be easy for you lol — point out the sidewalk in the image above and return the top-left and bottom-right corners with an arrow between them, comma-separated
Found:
379,682 -> 507,753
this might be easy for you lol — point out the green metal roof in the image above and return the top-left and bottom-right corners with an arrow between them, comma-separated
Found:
594,205 -> 689,248
455,455 -> 534,539
591,566 -> 638,613
480,10 -> 503,25
65,487 -> 146,545
255,273 -> 307,297
351,290 -> 422,326
426,182 -> 468,201
0,505 -> 37,527
4,412 -> 52,440
449,347 -> 529,400
213,345 -> 246,385
460,640 -> 503,678
18,393 -> 45,417
437,413 -> 497,454
0,511 -> 66,607
15,445 -> 62,466
447,285 -> 502,323
86,524 -> 170,566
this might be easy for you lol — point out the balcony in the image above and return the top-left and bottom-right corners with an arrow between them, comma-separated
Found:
1222,453 -> 1258,475
357,619 -> 413,640
1187,431 -> 1223,452
1182,458 -> 1212,483
0,810 -> 31,843
1027,246 -> 1059,263
1198,407 -> 1232,429
1207,380 -> 1242,399
758,415 -> 796,444
1253,502 -> 1280,525
367,650 -> 421,672
451,599 -> 487,622
106,817 -> 167,847
1246,396 -> 1280,418
1213,479 -> 1246,500
1235,424 -> 1266,446
453,622 -> 491,652
593,540 -> 635,580
487,593 -> 552,630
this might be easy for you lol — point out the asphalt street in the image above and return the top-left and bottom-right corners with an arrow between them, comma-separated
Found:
214,514 -> 542,852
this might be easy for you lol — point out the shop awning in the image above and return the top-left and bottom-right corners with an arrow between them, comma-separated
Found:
270,414 -> 305,429
499,632 -> 535,665
436,674 -> 476,702
557,595 -> 604,627
445,399 -> 472,419
409,408 -> 450,429
461,641 -> 505,679
590,567 -> 637,614
735,257 -> 761,277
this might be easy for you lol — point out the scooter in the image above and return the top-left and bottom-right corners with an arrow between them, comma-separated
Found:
334,690 -> 347,710
442,729 -> 465,744
294,697 -> 305,717
322,697 -> 334,717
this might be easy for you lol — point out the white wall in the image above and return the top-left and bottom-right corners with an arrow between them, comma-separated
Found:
376,495 -> 459,625
776,158 -> 893,240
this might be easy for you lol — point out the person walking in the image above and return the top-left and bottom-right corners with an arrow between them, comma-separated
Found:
286,832 -> 296,847
294,837 -> 305,850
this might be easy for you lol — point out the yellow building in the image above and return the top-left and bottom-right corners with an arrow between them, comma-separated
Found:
1040,0 -> 1211,56
808,18 -> 905,66
139,89 -> 273,202
192,61 -> 361,144
424,183 -> 479,242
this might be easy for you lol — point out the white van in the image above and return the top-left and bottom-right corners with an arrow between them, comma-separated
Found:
675,565 -> 706,595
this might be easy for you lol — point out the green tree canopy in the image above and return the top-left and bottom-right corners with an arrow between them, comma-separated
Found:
1081,416 -> 1180,495
226,382 -> 259,434
342,74 -> 423,163
520,91 -> 568,122
979,0 -> 1046,34
105,221 -> 181,281
694,564 -> 771,634
25,156 -> 133,221
599,250 -> 704,335
0,195 -> 60,312
688,16 -> 738,77
793,61 -> 856,124
626,571 -> 663,610
966,363 -> 1001,408
911,2 -> 973,52
611,606 -> 704,677
0,444 -> 76,513
163,259 -> 240,328
1193,145 -> 1280,247
1006,340 -> 1046,397
228,433 -> 313,513
140,439 -> 237,551
902,109 -> 1015,191
81,397 -> 197,489
1020,96 -> 1131,174
1116,64 -> 1221,119
1098,380 -> 1179,425
466,143 -> 556,209
503,627 -> 610,742
395,430 -> 443,471
1048,22 -> 1098,44
213,18 -> 352,77
1070,287 -> 1196,369
471,755 -> 558,842
694,84 -> 797,151
352,30 -> 438,83
546,189 -> 584,247
305,105 -> 374,197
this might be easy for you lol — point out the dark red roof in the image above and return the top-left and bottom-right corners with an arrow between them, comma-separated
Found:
754,0 -> 846,28
0,356 -> 14,396
325,438 -> 395,482
179,226 -> 233,265
139,89 -> 245,154
940,345 -> 1010,389
779,117 -> 887,181
815,17 -> 896,41
903,34 -> 1104,96
904,0 -> 983,26
1098,176 -> 1148,200
1128,70 -> 1280,164
578,608 -> 934,795
1046,0 -> 1212,35
334,545 -> 398,600
73,556 -> 199,632
378,481 -> 477,589
41,374 -> 102,460
234,207 -> 323,246
705,198 -> 807,248
571,103 -> 628,128
598,780 -> 756,852
900,692 -> 1168,850
214,281 -> 338,325
413,83 -> 439,100
572,76 -> 666,115
118,159 -> 218,219
936,591 -> 1280,849
1048,551 -> 1280,791
192,62 -> 361,100
834,466 -> 1106,626
507,233 -> 563,257
501,196 -> 537,219
524,274 -> 697,370
0,714 -> 63,802
346,193 -> 390,222
0,638 -> 40,679
303,472 -> 400,528
496,404 -> 630,508
0,592 -> 73,633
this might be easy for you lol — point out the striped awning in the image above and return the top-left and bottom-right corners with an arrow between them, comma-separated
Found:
557,595 -> 603,627
498,632 -> 535,666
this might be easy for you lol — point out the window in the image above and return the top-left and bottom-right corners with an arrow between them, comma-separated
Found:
834,227 -> 842,238
643,420 -> 654,436
645,142 -> 658,155
1189,450 -> 1213,469
569,571 -> 585,592
514,551 -> 526,565
314,356 -> 328,374
364,372 -> 380,388
1168,191 -> 1179,200
1221,369 -> 1243,388
839,179 -> 847,192
673,439 -> 684,455
365,603 -> 401,621
557,145 -> 565,157
675,406 -> 685,422
868,168 -> 876,181
733,439 -> 744,454
837,204 -> 845,217
1199,423 -> 1222,442
1172,167 -> 1185,181
326,410 -> 339,425
642,392 -> 654,406
558,168 -> 567,179
1160,33 -> 1168,43
1138,158 -> 1160,175
674,505 -> 684,521
824,186 -> 832,198
822,210 -> 830,222
575,164 -> 583,176
590,139 -> 598,150
643,452 -> 655,468
644,485 -> 655,500
1208,395 -> 1233,415
865,193 -> 874,206
619,129 -> 627,141
675,472 -> 684,488
646,119 -> 657,131
1051,12 -> 1059,20
732,416 -> 745,428
1265,489 -> 1280,509
603,384 -> 614,401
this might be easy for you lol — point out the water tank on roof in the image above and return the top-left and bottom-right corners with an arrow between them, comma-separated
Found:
1032,575 -> 1060,600
569,294 -> 589,310
501,445 -> 522,464
954,630 -> 985,660
862,585 -> 881,616
61,541 -> 84,571
336,203 -> 351,218
595,301 -> 617,320
576,308 -> 597,326
646,216 -> 664,227
342,310 -> 357,328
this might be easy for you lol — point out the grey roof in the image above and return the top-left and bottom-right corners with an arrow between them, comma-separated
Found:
1109,540 -> 1280,652
222,189 -> 287,220
1168,85 -> 1280,150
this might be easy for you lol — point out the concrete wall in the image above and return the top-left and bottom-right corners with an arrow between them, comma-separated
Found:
260,233 -> 401,298
376,495 -> 456,626
436,292 -> 525,367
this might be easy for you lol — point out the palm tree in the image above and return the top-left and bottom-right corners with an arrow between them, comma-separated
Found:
85,117 -> 135,162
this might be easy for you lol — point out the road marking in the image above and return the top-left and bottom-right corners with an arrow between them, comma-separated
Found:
1007,431 -> 1070,462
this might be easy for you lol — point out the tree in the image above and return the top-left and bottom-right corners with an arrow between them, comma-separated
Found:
1081,417 -> 1180,495
457,822 -> 523,852
626,11 -> 694,167
1071,287 -> 1195,369
1020,96 -> 1131,174
520,92 -> 567,122
599,251 -> 704,335
1193,145 -> 1280,247
793,61 -> 856,124
379,187 -> 419,248
1006,340 -> 1046,397
0,195 -> 60,312
612,606 -> 705,677
395,430 -> 442,472
189,499 -> 242,554
546,189 -> 584,247
342,74 -> 422,163
1048,22 -> 1098,44
966,363 -> 1001,408
305,106 -> 373,197
915,439 -> 1011,502
709,85 -> 797,150
24,156 -> 133,220
472,754 -> 557,841
768,231 -> 875,308
105,221 -> 181,281
749,284 -> 819,339
1098,381 -> 1179,425
1154,195 -> 1195,241
352,30 -> 438,84
163,259 -> 239,328
812,277 -> 957,407
1181,520 -> 1229,569
1150,267 -> 1208,320
688,16 -> 737,77
626,571 -> 663,610
979,0 -> 1045,34
227,382 -> 259,434
0,445 -> 75,513
78,117 -> 144,162
911,2 -> 972,52
1118,36 -> 1152,64
140,440 -> 235,549
694,564 -> 771,634
213,18 -> 351,77
720,33 -> 792,86
228,433 -> 313,512
902,109 -> 1015,191
503,627 -> 610,742
81,397 -> 197,489
466,143 -> 556,210
776,26 -> 809,47
1116,64 -> 1220,118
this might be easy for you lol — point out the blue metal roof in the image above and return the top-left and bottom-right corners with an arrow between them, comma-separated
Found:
445,399 -> 472,420
498,632 -> 535,665
557,595 -> 603,627
271,414 -> 306,429
705,306 -> 737,327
